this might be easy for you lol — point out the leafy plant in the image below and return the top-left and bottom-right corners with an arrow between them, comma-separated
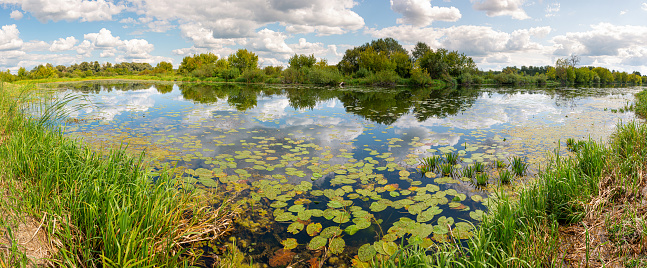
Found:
510,156 -> 528,176
499,169 -> 512,184
475,172 -> 488,186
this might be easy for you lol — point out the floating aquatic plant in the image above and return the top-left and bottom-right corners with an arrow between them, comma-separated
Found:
494,159 -> 507,169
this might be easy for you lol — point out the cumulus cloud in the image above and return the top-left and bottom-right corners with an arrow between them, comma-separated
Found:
552,23 -> 647,57
0,24 -> 23,51
84,28 -> 122,48
129,0 -> 364,40
50,36 -> 78,51
10,10 -> 23,20
4,0 -> 124,22
471,0 -> 530,20
642,3 -> 647,11
390,0 -> 461,27
368,25 -> 550,57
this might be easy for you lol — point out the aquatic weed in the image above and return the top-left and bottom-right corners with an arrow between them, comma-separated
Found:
510,156 -> 528,176
499,169 -> 513,184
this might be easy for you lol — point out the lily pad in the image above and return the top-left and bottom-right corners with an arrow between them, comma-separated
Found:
307,222 -> 323,236
330,237 -> 345,254
358,243 -> 377,262
287,221 -> 304,234
308,236 -> 327,250
282,238 -> 298,250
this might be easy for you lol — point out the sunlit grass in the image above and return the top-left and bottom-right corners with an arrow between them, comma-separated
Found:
0,83 -> 237,266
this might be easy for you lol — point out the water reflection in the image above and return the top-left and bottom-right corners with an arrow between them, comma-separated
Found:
53,81 -> 640,266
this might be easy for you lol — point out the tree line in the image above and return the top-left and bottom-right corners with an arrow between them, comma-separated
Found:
1,38 -> 644,86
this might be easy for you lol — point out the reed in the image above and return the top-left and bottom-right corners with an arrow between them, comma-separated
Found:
0,84 -> 237,267
510,156 -> 528,176
499,169 -> 512,184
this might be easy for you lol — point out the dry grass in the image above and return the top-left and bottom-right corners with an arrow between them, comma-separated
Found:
558,148 -> 647,267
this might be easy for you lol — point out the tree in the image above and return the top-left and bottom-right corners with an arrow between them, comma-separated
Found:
358,47 -> 395,73
228,49 -> 258,71
555,58 -> 569,83
412,42 -> 431,62
288,54 -> 316,70
155,61 -> 173,72
569,54 -> 580,73
390,51 -> 412,78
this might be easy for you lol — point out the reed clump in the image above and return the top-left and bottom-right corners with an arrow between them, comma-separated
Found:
0,83 -> 238,267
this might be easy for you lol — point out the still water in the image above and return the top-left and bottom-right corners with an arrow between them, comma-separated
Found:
55,81 -> 639,266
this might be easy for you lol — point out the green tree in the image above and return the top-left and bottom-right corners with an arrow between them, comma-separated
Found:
155,61 -> 173,72
288,54 -> 316,70
228,49 -> 258,71
358,47 -> 395,73
412,42 -> 430,62
390,51 -> 412,78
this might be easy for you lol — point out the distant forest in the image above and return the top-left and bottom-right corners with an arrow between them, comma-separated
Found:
1,38 -> 644,87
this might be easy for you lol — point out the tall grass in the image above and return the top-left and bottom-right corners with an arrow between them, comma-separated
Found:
0,84 -> 236,266
634,89 -> 647,117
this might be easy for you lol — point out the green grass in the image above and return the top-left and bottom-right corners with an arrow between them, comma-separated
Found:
444,152 -> 460,165
499,169 -> 513,184
474,172 -> 488,186
510,156 -> 528,176
461,165 -> 475,179
634,89 -> 647,117
439,163 -> 455,176
0,83 -> 237,267
419,155 -> 443,173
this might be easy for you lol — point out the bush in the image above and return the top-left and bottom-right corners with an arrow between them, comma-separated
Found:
306,68 -> 343,85
241,69 -> 265,83
409,68 -> 432,86
365,70 -> 398,86
355,68 -> 372,78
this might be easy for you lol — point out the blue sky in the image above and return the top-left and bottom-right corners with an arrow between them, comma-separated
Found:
1,0 -> 647,74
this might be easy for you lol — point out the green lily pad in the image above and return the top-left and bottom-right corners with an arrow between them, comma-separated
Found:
287,221 -> 304,234
330,237 -> 345,254
383,241 -> 398,256
321,226 -> 342,238
358,243 -> 377,262
369,202 -> 388,212
307,222 -> 322,236
282,238 -> 298,250
308,236 -> 327,250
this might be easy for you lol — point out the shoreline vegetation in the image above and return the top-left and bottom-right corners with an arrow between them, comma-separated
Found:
0,80 -> 646,266
0,38 -> 645,88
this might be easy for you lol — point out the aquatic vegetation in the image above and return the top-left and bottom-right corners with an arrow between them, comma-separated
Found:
494,159 -> 507,169
439,163 -> 455,176
634,89 -> 647,117
268,248 -> 296,267
473,161 -> 485,173
461,165 -> 475,179
510,156 -> 528,176
475,172 -> 488,186
444,152 -> 460,165
419,155 -> 443,173
499,169 -> 513,184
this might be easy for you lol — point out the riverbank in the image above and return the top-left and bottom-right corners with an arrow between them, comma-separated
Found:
372,90 -> 647,267
0,82 -> 239,267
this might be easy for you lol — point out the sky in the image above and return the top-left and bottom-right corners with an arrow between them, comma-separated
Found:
1,0 -> 647,74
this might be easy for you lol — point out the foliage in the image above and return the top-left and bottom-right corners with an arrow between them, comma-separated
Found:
288,54 -> 316,70
229,49 -> 259,71
634,89 -> 647,117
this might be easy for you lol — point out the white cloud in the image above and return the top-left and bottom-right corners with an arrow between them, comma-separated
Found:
250,29 -> 293,54
390,0 -> 461,27
545,3 -> 559,17
84,28 -> 123,48
129,0 -> 365,40
23,40 -> 50,51
471,0 -> 530,20
642,3 -> 647,11
0,24 -> 23,51
10,10 -> 23,20
179,23 -> 239,49
5,0 -> 124,22
367,24 -> 551,58
552,23 -> 647,57
50,36 -> 78,51
76,40 -> 93,57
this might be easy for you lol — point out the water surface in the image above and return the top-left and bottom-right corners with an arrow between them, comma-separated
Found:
55,81 -> 640,265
